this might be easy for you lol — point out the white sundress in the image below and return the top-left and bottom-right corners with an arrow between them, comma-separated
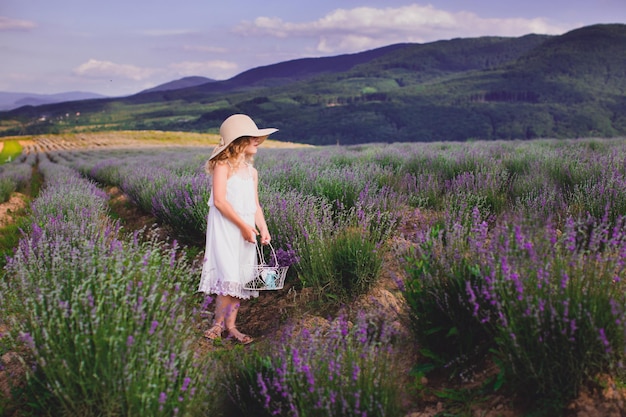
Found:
198,166 -> 259,299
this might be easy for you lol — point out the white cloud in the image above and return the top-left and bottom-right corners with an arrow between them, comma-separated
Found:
73,59 -> 156,81
316,34 -> 381,54
72,58 -> 238,87
235,4 -> 569,54
0,16 -> 37,31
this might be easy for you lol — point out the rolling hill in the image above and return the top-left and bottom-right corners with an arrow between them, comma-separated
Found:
1,23 -> 625,144
138,76 -> 216,94
0,91 -> 107,111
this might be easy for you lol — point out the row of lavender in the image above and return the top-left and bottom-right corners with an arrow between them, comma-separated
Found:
0,153 -> 217,415
63,137 -> 626,225
0,153 -> 35,202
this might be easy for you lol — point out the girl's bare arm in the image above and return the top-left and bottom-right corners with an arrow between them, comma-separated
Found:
252,167 -> 271,244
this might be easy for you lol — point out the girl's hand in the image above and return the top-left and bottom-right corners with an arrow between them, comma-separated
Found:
241,225 -> 259,244
260,230 -> 271,245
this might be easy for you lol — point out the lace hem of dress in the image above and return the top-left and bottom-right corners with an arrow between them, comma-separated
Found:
200,280 -> 258,300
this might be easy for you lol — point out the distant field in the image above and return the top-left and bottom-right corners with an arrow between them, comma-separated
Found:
3,130 -> 309,155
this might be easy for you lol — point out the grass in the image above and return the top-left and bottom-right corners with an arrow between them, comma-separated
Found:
0,214 -> 31,270
0,141 -> 22,164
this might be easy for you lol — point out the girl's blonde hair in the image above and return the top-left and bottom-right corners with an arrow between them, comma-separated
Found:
205,136 -> 254,174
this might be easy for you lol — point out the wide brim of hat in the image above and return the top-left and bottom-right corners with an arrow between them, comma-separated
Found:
209,128 -> 278,160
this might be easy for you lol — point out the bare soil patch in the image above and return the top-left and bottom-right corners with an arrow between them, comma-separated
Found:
0,193 -> 28,228
106,186 -> 160,232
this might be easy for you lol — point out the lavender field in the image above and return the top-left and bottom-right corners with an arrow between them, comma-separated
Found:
2,136 -> 626,416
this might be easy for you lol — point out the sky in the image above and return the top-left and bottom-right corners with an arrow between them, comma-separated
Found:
1,0 -> 625,97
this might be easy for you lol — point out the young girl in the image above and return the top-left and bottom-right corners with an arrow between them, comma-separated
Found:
198,114 -> 277,344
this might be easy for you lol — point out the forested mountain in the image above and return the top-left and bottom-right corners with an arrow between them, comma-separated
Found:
1,24 -> 625,144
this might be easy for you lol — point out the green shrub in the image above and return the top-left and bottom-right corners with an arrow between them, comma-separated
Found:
290,218 -> 387,303
401,224 -> 495,369
328,227 -> 384,299
0,178 -> 16,203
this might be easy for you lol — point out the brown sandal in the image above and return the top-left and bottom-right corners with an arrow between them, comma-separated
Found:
226,327 -> 254,345
204,323 -> 224,340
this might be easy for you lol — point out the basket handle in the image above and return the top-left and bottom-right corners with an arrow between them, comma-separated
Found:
256,241 -> 278,267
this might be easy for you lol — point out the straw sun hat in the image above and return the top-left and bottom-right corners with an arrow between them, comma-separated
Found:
209,114 -> 278,160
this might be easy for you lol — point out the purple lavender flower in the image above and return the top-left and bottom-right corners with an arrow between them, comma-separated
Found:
257,373 -> 272,409
561,272 -> 569,290
181,376 -> 191,392
149,320 -> 159,335
19,332 -> 35,350
598,328 -> 611,353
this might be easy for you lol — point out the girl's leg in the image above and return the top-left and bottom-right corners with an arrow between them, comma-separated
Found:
213,294 -> 237,326
217,294 -> 254,344
207,294 -> 253,344
204,294 -> 234,340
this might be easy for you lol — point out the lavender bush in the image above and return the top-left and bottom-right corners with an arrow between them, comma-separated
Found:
151,173 -> 212,241
226,313 -> 401,417
396,138 -> 626,224
258,149 -> 401,299
399,212 -> 495,369
481,214 -> 626,405
0,158 -> 33,202
70,148 -> 213,241
400,207 -> 626,408
32,156 -> 109,223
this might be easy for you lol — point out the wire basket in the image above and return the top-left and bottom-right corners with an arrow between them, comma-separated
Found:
244,242 -> 288,290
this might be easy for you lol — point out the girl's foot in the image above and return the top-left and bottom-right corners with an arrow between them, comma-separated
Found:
204,323 -> 224,340
226,327 -> 254,345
